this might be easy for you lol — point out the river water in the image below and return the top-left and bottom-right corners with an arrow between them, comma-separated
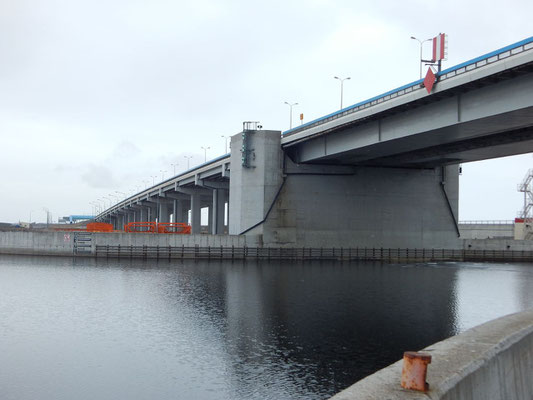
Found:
1,255 -> 532,400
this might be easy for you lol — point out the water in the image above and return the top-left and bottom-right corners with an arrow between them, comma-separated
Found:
1,256 -> 532,400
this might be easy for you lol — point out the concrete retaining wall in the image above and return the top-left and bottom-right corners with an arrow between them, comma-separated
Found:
0,231 -> 254,257
0,230 -> 75,256
459,224 -> 514,239
464,238 -> 533,251
92,232 -> 248,248
330,308 -> 533,400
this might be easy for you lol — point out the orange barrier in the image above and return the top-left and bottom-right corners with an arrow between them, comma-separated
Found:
87,222 -> 113,232
123,222 -> 191,234
124,222 -> 157,233
157,222 -> 192,234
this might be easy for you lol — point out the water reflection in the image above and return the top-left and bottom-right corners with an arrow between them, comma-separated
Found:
0,255 -> 532,400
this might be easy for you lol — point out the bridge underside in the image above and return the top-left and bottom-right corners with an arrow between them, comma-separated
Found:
285,66 -> 533,168
304,114 -> 533,169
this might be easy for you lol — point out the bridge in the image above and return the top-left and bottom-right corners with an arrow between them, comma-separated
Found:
96,36 -> 533,249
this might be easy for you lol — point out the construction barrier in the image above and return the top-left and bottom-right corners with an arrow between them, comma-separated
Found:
123,222 -> 157,233
157,223 -> 191,234
123,222 -> 191,234
86,222 -> 113,232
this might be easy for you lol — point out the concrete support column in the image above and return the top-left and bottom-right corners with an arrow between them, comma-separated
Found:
229,130 -> 283,235
212,189 -> 227,234
173,200 -> 184,223
159,202 -> 170,223
208,204 -> 213,232
183,207 -> 190,225
148,206 -> 157,222
191,192 -> 201,234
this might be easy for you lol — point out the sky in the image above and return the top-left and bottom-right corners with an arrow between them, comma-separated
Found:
0,0 -> 532,223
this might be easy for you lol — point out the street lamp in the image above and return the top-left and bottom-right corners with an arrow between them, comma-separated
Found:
184,155 -> 193,170
410,36 -> 432,79
221,135 -> 230,154
171,163 -> 179,175
284,101 -> 298,130
142,180 -> 149,189
151,175 -> 157,185
160,169 -> 167,181
201,146 -> 210,163
89,202 -> 98,216
115,191 -> 126,199
334,76 -> 351,110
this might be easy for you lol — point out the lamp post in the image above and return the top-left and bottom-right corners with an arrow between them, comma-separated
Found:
160,169 -> 167,181
184,155 -> 193,170
284,101 -> 298,130
171,163 -> 179,175
89,202 -> 98,216
201,146 -> 210,163
151,175 -> 157,186
142,180 -> 149,189
115,191 -> 126,199
221,135 -> 230,154
334,76 -> 350,110
410,36 -> 432,79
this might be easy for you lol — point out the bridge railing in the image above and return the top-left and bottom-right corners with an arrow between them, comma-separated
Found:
459,220 -> 514,225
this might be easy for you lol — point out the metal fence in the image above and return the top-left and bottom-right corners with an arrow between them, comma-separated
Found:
94,245 -> 533,262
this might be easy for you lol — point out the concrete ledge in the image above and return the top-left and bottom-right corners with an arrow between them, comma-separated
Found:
330,309 -> 533,400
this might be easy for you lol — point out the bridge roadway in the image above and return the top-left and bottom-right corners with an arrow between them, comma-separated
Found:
96,36 -> 533,248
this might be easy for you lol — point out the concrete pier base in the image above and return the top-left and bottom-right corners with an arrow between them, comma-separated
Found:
229,129 -> 461,249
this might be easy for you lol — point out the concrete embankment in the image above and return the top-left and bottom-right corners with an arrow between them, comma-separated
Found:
0,230 -> 252,257
330,308 -> 533,400
4,231 -> 533,261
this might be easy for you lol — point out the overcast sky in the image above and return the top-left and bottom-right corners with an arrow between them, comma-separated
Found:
1,0 -> 532,223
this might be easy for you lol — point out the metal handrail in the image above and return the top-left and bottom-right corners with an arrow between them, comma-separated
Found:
459,220 -> 514,225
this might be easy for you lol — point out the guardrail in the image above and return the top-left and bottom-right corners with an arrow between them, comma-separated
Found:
459,220 -> 514,225
94,246 -> 533,262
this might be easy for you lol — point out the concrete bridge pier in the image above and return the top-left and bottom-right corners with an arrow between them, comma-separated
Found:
158,201 -> 172,223
211,188 -> 227,234
229,129 -> 461,249
190,192 -> 201,234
